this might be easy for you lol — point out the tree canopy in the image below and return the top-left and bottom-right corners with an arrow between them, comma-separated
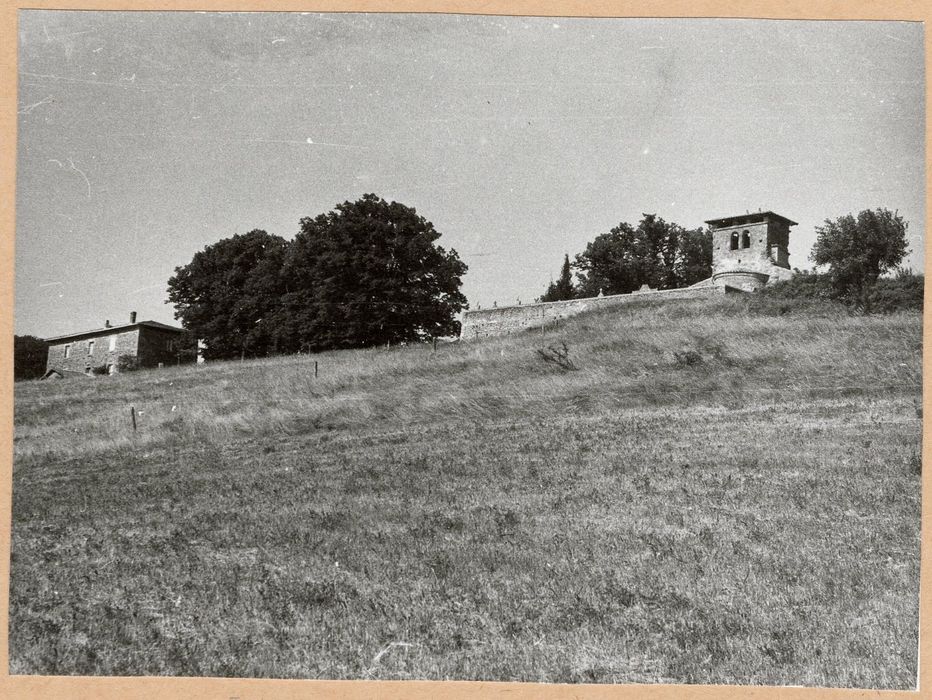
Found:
810,208 -> 909,297
166,229 -> 290,360
278,194 -> 467,350
570,214 -> 712,298
14,335 -> 48,381
167,195 -> 467,357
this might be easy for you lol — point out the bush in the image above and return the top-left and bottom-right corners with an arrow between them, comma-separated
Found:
758,272 -> 840,302
756,270 -> 922,314
91,364 -> 110,376
746,272 -> 845,316
116,355 -> 139,372
535,342 -> 577,371
673,349 -> 703,367
866,272 -> 923,313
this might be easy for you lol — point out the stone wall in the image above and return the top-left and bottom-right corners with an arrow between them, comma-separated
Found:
46,329 -> 140,374
460,284 -> 733,341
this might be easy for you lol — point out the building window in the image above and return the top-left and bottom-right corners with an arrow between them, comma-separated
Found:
741,231 -> 750,249
88,340 -> 95,355
64,344 -> 71,359
166,339 -> 174,351
729,232 -> 739,250
109,336 -> 117,351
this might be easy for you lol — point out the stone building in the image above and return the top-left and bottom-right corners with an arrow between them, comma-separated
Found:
705,211 -> 796,291
44,312 -> 187,377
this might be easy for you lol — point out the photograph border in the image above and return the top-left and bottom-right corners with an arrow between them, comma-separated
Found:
0,1 -> 928,698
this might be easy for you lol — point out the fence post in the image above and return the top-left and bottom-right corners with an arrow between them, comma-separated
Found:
130,405 -> 137,431
314,360 -> 318,378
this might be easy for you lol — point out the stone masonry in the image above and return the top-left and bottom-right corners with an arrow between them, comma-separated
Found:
705,211 -> 796,291
460,284 -> 733,341
45,313 -> 187,376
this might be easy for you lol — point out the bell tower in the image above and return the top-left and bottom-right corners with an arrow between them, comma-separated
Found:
704,211 -> 797,291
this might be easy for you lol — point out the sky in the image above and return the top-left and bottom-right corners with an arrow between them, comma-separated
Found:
15,12 -> 926,337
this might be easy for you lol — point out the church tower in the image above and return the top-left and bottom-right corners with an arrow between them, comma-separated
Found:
704,211 -> 797,291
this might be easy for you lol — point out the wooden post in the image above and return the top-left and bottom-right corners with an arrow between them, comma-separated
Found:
433,337 -> 437,353
130,406 -> 137,431
314,361 -> 318,378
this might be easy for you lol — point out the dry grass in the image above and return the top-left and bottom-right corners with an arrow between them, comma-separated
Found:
9,295 -> 922,686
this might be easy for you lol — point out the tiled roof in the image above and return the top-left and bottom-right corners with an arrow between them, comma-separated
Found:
42,368 -> 93,379
704,211 -> 798,228
44,320 -> 185,343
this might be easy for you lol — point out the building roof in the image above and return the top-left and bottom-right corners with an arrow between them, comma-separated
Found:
44,320 -> 185,343
42,368 -> 92,380
704,211 -> 798,228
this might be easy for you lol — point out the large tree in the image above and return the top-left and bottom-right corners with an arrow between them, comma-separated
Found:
539,254 -> 576,302
675,226 -> 714,287
573,214 -> 711,297
810,208 -> 909,299
166,229 -> 290,360
573,221 -> 638,297
280,194 -> 467,351
14,335 -> 48,381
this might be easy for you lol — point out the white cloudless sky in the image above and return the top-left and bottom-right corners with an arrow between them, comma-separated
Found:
15,12 -> 925,337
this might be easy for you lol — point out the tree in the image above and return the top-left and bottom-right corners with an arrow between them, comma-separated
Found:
280,194 -> 467,351
166,229 -> 290,360
539,254 -> 576,302
14,335 -> 48,381
573,214 -> 711,297
810,208 -> 909,300
675,227 -> 714,287
573,221 -> 639,297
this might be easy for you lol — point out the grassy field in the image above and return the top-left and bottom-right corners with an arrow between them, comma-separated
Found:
9,295 -> 922,687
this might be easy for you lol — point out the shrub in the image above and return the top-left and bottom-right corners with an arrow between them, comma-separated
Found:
536,341 -> 577,371
116,355 -> 139,372
748,273 -> 845,316
756,270 -> 923,314
91,364 -> 110,376
866,272 -> 923,313
673,349 -> 703,367
758,272 -> 839,302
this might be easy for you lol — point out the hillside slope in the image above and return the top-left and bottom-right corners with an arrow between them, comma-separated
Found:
10,295 -> 922,686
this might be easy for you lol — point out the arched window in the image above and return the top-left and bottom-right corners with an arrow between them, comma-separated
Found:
729,232 -> 739,250
741,231 -> 750,248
